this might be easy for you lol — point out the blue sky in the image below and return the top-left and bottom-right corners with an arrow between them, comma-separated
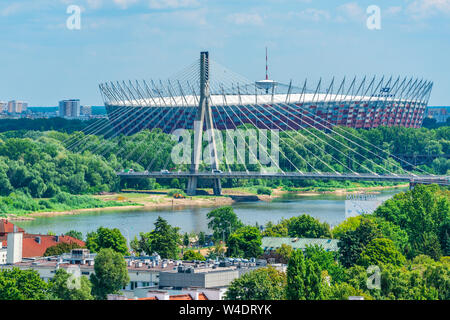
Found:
0,0 -> 449,106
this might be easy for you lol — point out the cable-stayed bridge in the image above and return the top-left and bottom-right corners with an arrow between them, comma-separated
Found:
117,171 -> 447,185
64,52 -> 449,196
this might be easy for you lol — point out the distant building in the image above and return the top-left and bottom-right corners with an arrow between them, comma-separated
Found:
80,105 -> 92,116
261,237 -> 340,253
7,100 -> 28,113
0,101 -> 6,113
59,99 -> 80,118
426,106 -> 449,123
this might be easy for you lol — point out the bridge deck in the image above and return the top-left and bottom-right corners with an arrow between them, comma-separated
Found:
117,171 -> 449,185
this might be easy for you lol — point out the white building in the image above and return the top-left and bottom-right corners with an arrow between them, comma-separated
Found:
7,100 -> 28,113
80,105 -> 92,116
6,229 -> 23,264
0,101 -> 7,113
0,242 -> 7,265
59,99 -> 80,118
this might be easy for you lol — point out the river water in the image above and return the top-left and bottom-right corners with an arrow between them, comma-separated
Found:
14,188 -> 406,240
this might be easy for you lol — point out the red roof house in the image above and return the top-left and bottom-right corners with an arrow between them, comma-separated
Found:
0,219 -> 85,258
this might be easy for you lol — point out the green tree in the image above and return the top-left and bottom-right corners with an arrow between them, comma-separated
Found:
375,184 -> 449,259
85,227 -> 128,255
378,264 -> 439,300
0,268 -> 51,300
182,250 -> 206,261
261,220 -> 289,237
338,219 -> 382,268
44,242 -> 83,257
286,250 -> 306,300
49,268 -> 94,300
198,231 -> 206,247
332,216 -> 364,239
225,266 -> 286,300
287,214 -> 332,238
304,259 -> 324,300
422,261 -> 450,300
275,244 -> 293,263
183,233 -> 190,247
227,226 -> 263,259
358,238 -> 406,268
207,206 -> 243,243
130,232 -> 153,256
325,282 -> 372,300
149,216 -> 181,259
256,186 -> 272,195
90,248 -> 129,300
65,230 -> 83,241
304,245 -> 345,284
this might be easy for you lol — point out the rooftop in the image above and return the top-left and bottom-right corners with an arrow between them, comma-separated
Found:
261,237 -> 340,252
0,219 -> 85,258
106,92 -> 404,108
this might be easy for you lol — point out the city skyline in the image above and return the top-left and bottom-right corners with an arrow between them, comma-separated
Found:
0,0 -> 450,106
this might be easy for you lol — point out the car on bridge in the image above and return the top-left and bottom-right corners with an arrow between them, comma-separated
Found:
212,169 -> 223,174
160,169 -> 170,174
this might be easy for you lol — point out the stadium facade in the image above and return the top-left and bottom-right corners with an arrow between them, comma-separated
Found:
99,73 -> 433,135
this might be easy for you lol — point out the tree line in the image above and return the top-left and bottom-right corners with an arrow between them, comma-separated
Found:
0,125 -> 448,202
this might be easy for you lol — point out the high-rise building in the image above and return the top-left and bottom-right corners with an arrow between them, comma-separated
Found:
0,101 -> 6,114
80,105 -> 92,116
7,100 -> 28,114
425,106 -> 449,123
59,99 -> 80,118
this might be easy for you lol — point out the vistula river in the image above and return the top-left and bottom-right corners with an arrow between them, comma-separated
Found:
13,188 -> 406,240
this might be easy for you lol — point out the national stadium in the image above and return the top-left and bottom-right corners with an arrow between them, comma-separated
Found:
99,52 -> 433,135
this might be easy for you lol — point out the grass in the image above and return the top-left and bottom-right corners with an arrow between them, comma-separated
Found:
0,192 -> 140,217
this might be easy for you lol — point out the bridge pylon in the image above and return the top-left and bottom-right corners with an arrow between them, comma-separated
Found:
186,51 -> 222,196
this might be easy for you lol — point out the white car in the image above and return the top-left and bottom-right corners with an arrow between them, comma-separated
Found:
212,169 -> 223,174
160,170 -> 170,174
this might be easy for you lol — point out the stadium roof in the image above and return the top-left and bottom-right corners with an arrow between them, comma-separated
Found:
105,92 -> 409,108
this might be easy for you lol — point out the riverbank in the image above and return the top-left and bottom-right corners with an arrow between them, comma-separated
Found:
6,183 -> 408,221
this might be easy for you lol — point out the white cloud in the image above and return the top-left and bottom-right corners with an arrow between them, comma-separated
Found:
114,0 -> 140,9
337,2 -> 366,23
227,13 -> 264,26
407,0 -> 450,19
385,6 -> 402,16
0,3 -> 25,17
290,8 -> 330,22
87,0 -> 103,9
148,0 -> 199,9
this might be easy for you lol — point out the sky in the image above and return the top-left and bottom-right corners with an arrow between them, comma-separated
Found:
0,0 -> 449,106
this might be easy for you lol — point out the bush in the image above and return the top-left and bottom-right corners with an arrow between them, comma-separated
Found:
182,250 -> 206,261
257,186 -> 272,195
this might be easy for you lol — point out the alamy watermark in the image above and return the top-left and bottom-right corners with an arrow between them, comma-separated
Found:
66,5 -> 81,30
170,123 -> 280,170
345,193 -> 382,218
366,265 -> 381,290
66,265 -> 82,290
367,5 -> 381,30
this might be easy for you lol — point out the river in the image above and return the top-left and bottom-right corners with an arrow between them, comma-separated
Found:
13,188 -> 406,240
